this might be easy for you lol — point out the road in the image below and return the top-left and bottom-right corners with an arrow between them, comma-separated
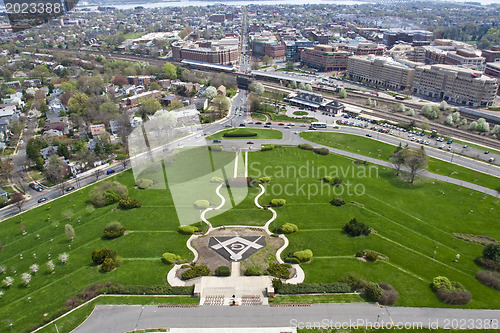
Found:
1,89 -> 499,221
73,303 -> 500,333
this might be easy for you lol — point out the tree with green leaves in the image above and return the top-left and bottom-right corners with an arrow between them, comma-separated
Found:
31,65 -> 50,82
403,146 -> 428,183
339,88 -> 347,98
162,62 -> 177,80
139,97 -> 161,120
68,92 -> 90,115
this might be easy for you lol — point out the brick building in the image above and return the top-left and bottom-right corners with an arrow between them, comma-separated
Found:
172,40 -> 239,65
300,45 -> 349,72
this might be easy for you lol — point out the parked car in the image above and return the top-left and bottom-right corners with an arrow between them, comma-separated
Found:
66,186 -> 75,192
489,157 -> 495,162
255,122 -> 262,125
106,169 -> 115,175
247,141 -> 254,144
37,197 -> 48,203
485,151 -> 490,154
213,140 -> 222,143
239,123 -> 246,127
447,139 -> 454,144
29,183 -> 43,192
463,145 -> 468,148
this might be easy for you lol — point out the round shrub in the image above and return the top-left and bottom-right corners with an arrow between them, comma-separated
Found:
162,252 -> 181,264
379,283 -> 399,305
342,218 -> 370,237
135,179 -> 154,189
330,197 -> 345,206
270,199 -> 286,207
101,258 -> 116,272
178,225 -> 198,235
277,223 -> 298,234
92,248 -> 117,265
245,267 -> 262,276
215,266 -> 231,277
483,243 -> 500,262
364,282 -> 383,302
259,176 -> 271,183
365,251 -> 379,262
432,276 -> 453,291
119,197 -> 141,209
293,249 -> 313,262
103,222 -> 126,239
194,200 -> 210,210
298,143 -> 313,150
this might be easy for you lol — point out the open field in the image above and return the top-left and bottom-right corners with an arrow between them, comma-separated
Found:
300,132 -> 500,191
206,128 -> 283,140
1,146 -> 500,332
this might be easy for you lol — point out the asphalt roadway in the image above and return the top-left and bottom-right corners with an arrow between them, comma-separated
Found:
73,303 -> 500,333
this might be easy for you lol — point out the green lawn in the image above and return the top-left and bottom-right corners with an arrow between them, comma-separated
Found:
123,32 -> 147,39
251,147 -> 500,309
206,128 -> 283,140
293,111 -> 309,116
299,329 -> 500,333
270,294 -> 364,304
37,296 -> 198,333
300,132 -> 500,191
1,145 -> 500,332
251,113 -> 267,121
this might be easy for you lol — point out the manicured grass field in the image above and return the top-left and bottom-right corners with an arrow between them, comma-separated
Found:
123,32 -> 147,39
250,147 -> 500,309
0,170 -> 194,332
36,296 -> 198,333
271,294 -> 364,304
300,131 -> 500,191
299,329 -> 500,333
1,145 -> 500,332
206,128 -> 283,140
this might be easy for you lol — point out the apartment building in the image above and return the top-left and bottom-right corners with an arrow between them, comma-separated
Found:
346,55 -> 415,90
251,32 -> 285,59
343,41 -> 386,56
172,39 -> 239,65
444,49 -> 485,71
300,45 -> 349,71
482,46 -> 500,63
382,30 -> 433,48
412,64 -> 498,107
285,40 -> 315,61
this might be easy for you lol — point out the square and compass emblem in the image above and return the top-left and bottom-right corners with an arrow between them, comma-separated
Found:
209,236 -> 266,261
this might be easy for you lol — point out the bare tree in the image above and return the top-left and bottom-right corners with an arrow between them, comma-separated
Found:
65,224 -> 75,241
14,174 -> 27,194
10,192 -> 26,213
389,145 -> 406,176
58,181 -> 68,195
403,147 -> 428,183
93,169 -> 104,182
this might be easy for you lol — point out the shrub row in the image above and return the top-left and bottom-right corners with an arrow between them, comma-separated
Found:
298,143 -> 313,150
431,276 -> 471,305
313,148 -> 329,155
215,266 -> 231,277
274,282 -> 351,294
476,271 -> 500,291
64,283 -> 194,309
475,257 -> 500,271
119,197 -> 141,209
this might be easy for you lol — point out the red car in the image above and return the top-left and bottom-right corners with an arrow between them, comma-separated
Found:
278,123 -> 285,126
255,122 -> 262,125
247,141 -> 254,144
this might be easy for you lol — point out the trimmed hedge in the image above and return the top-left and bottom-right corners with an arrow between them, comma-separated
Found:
194,200 -> 210,210
270,199 -> 286,207
431,276 -> 472,305
483,243 -> 500,262
162,252 -> 181,264
245,267 -> 262,276
293,249 -> 313,262
223,129 -> 257,137
103,222 -> 126,239
277,223 -> 298,234
313,147 -> 329,155
275,282 -> 350,294
178,225 -> 198,235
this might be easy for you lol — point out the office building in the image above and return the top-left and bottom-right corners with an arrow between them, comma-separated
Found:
300,45 -> 349,71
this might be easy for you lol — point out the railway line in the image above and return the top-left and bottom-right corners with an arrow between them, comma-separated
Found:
261,82 -> 500,151
37,47 -> 500,150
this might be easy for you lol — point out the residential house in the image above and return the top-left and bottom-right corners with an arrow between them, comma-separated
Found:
44,116 -> 70,135
161,95 -> 178,107
89,124 -> 106,138
194,97 -> 208,111
217,85 -> 226,96
109,120 -> 122,136
40,146 -> 58,159
43,129 -> 63,139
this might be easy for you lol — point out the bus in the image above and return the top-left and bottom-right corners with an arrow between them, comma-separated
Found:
310,122 -> 327,128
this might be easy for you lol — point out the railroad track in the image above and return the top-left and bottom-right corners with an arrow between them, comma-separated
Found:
261,82 -> 500,151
